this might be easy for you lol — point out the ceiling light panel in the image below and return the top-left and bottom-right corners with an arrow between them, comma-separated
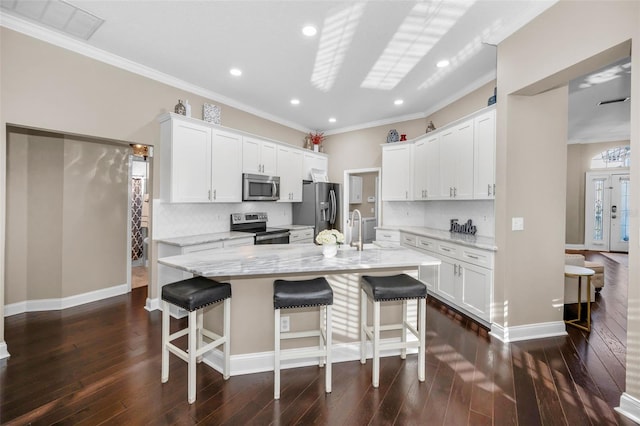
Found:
361,0 -> 475,91
1,0 -> 104,40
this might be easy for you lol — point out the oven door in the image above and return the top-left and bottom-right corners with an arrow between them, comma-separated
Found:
255,231 -> 290,244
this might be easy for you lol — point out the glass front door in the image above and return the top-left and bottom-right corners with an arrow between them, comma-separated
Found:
585,171 -> 629,252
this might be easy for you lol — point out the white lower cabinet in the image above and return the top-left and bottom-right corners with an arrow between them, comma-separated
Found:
289,228 -> 314,244
402,232 -> 493,324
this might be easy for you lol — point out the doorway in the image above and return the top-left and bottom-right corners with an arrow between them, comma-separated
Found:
130,150 -> 151,289
343,168 -> 381,244
585,170 -> 630,252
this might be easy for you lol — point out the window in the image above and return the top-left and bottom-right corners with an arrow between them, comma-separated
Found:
590,146 -> 630,169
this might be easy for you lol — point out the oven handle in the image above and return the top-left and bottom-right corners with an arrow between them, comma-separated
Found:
255,232 -> 290,242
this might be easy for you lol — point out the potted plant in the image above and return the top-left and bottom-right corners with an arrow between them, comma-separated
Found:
309,131 -> 325,152
315,229 -> 345,257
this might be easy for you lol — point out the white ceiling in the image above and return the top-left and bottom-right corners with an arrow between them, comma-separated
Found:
2,0 -> 581,134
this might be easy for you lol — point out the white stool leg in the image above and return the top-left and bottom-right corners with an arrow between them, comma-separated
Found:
274,308 -> 281,400
223,297 -> 231,380
325,305 -> 332,394
319,306 -> 325,368
418,297 -> 426,382
360,289 -> 367,364
197,307 -> 204,363
401,300 -> 407,359
373,300 -> 380,388
188,310 -> 197,404
161,301 -> 170,383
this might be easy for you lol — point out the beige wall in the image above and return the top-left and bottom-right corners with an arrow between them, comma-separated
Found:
496,0 -> 640,403
324,81 -> 495,184
566,140 -> 629,244
5,129 -> 129,304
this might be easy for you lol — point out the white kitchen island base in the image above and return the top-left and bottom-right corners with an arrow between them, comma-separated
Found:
158,243 -> 440,377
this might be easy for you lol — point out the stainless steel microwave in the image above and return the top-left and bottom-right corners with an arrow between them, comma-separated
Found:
242,173 -> 280,201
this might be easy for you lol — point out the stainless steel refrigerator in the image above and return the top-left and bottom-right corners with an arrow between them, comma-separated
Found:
292,181 -> 341,239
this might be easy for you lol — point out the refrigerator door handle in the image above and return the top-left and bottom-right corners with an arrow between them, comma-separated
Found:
329,189 -> 337,225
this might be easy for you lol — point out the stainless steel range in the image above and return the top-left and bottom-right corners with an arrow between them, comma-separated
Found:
230,212 -> 290,244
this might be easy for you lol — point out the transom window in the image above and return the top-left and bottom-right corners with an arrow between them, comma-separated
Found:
590,146 -> 630,169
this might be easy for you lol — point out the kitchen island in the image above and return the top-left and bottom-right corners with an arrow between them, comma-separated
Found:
158,243 -> 440,376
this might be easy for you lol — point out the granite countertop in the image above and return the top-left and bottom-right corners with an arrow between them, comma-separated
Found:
155,231 -> 254,247
375,225 -> 497,251
158,243 -> 441,278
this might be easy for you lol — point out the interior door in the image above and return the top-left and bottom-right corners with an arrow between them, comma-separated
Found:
609,173 -> 630,252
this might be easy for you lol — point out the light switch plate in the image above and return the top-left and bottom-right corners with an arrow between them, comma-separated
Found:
512,217 -> 524,231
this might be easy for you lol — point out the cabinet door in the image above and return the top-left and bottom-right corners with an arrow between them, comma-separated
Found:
303,152 -> 328,180
170,121 -> 212,203
453,120 -> 474,199
460,262 -> 492,321
382,144 -> 413,201
473,109 -> 496,199
260,141 -> 278,176
211,130 -> 242,202
349,175 -> 363,203
425,134 -> 440,199
413,140 -> 428,200
242,137 -> 261,174
277,146 -> 303,202
436,256 -> 457,302
438,129 -> 456,198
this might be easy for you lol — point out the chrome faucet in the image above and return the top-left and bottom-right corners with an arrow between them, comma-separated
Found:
350,209 -> 363,251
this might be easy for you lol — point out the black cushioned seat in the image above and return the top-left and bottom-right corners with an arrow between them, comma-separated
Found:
361,274 -> 426,301
274,277 -> 333,309
162,276 -> 231,312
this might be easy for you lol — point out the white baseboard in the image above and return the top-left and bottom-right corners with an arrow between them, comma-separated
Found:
616,393 -> 640,424
4,284 -> 128,317
202,338 -> 418,377
565,244 -> 586,250
0,341 -> 9,360
490,321 -> 567,343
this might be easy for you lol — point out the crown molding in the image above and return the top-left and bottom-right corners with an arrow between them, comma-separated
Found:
324,70 -> 496,136
0,12 -> 311,134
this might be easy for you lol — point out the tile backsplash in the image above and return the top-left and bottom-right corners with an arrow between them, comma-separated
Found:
382,200 -> 495,237
153,200 -> 292,239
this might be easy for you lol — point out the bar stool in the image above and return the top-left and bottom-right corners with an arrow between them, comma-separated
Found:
360,274 -> 427,388
273,277 -> 333,400
161,276 -> 231,404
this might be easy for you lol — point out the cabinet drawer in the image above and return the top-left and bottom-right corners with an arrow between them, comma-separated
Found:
183,241 -> 224,253
224,237 -> 254,248
416,236 -> 437,253
376,229 -> 400,242
401,233 -> 417,247
437,241 -> 460,258
460,247 -> 494,268
290,229 -> 314,243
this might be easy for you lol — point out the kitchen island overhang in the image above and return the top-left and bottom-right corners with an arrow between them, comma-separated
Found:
158,243 -> 441,376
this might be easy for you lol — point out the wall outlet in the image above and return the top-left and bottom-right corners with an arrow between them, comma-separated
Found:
280,316 -> 290,333
512,217 -> 524,231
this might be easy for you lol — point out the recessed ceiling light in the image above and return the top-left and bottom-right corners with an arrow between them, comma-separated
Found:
302,25 -> 317,37
436,59 -> 450,68
290,99 -> 300,105
394,99 -> 404,105
328,117 -> 336,123
229,68 -> 242,76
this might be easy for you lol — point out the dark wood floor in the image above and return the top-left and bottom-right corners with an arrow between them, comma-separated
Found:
1,252 -> 636,425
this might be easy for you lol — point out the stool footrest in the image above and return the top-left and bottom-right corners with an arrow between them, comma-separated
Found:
281,330 -> 322,340
169,328 -> 189,341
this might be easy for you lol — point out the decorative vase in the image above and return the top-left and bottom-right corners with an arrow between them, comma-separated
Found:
313,144 -> 319,152
174,100 -> 186,116
322,243 -> 337,258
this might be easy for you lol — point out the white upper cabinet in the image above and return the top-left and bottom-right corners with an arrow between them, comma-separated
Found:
302,152 -> 328,181
382,143 -> 414,201
242,136 -> 277,176
413,139 -> 429,200
349,175 -> 363,203
413,134 -> 440,200
439,119 -> 474,199
211,129 -> 242,203
160,117 -> 212,203
277,145 -> 303,202
473,109 -> 496,199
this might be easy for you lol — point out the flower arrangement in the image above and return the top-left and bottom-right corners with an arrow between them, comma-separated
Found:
316,229 -> 345,245
309,131 -> 325,145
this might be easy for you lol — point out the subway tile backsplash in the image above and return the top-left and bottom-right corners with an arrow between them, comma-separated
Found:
153,200 -> 292,240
